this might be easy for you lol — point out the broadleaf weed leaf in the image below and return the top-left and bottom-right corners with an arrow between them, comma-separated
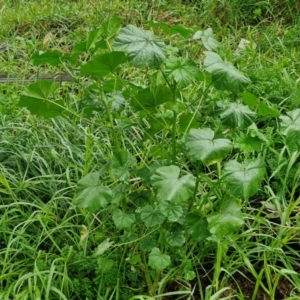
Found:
113,25 -> 166,68
151,166 -> 195,203
286,128 -> 300,151
131,85 -> 173,111
257,102 -> 280,117
140,205 -> 165,227
185,213 -> 211,242
166,230 -> 185,247
18,80 -> 66,118
100,17 -> 122,40
218,102 -> 256,128
32,50 -> 62,66
242,91 -> 259,107
279,109 -> 300,135
74,172 -> 112,212
112,209 -> 135,229
185,128 -> 232,165
111,150 -> 136,181
193,28 -> 221,51
165,57 -> 199,88
81,51 -> 127,77
234,133 -> 262,152
148,247 -> 171,270
94,238 -> 114,256
204,51 -> 250,93
223,158 -> 266,199
207,197 -> 244,239
159,201 -> 183,222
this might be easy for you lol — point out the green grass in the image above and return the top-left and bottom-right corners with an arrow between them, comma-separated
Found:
1,1 -> 300,300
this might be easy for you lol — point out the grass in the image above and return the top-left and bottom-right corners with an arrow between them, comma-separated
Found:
1,0 -> 300,299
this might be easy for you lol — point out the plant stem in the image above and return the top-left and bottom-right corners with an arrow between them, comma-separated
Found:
97,81 -> 121,153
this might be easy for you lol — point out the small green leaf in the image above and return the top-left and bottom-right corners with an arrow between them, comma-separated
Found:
97,257 -> 114,272
140,205 -> 165,227
86,28 -> 102,51
208,197 -> 244,239
131,85 -> 173,111
257,102 -> 280,117
165,57 -> 199,88
242,91 -> 259,107
81,51 -> 127,77
193,28 -> 220,51
18,80 -> 66,118
148,247 -> 171,270
185,213 -> 211,242
32,50 -> 62,66
139,235 -> 157,252
204,52 -> 250,93
101,17 -> 122,40
166,230 -> 185,247
147,21 -> 193,37
234,133 -> 262,152
279,109 -> 300,135
218,102 -> 256,128
185,128 -> 232,165
113,25 -> 166,68
159,201 -> 183,221
223,158 -> 266,199
94,238 -> 114,256
74,172 -> 112,212
111,150 -> 136,181
151,166 -> 195,203
112,209 -> 135,229
169,25 -> 193,38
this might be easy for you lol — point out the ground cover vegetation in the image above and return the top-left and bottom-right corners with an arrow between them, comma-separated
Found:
1,0 -> 300,299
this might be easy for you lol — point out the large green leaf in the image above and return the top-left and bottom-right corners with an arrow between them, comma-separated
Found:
18,80 -> 66,118
185,128 -> 232,165
286,128 -> 300,151
204,52 -> 250,93
140,205 -> 165,227
148,248 -> 171,270
165,58 -> 199,88
81,51 -> 127,77
74,172 -> 112,212
159,201 -> 183,222
185,213 -> 211,242
113,25 -> 166,68
193,28 -> 220,51
207,197 -> 243,239
32,50 -> 62,66
131,85 -> 173,111
112,209 -> 135,229
151,166 -> 195,203
279,109 -> 300,135
218,102 -> 256,128
111,150 -> 136,181
223,158 -> 266,199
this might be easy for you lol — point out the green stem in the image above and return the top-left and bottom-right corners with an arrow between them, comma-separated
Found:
97,81 -> 121,153
171,110 -> 177,164
141,252 -> 153,295
189,162 -> 200,211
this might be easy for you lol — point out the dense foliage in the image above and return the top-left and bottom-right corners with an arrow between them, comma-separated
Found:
1,1 -> 300,299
